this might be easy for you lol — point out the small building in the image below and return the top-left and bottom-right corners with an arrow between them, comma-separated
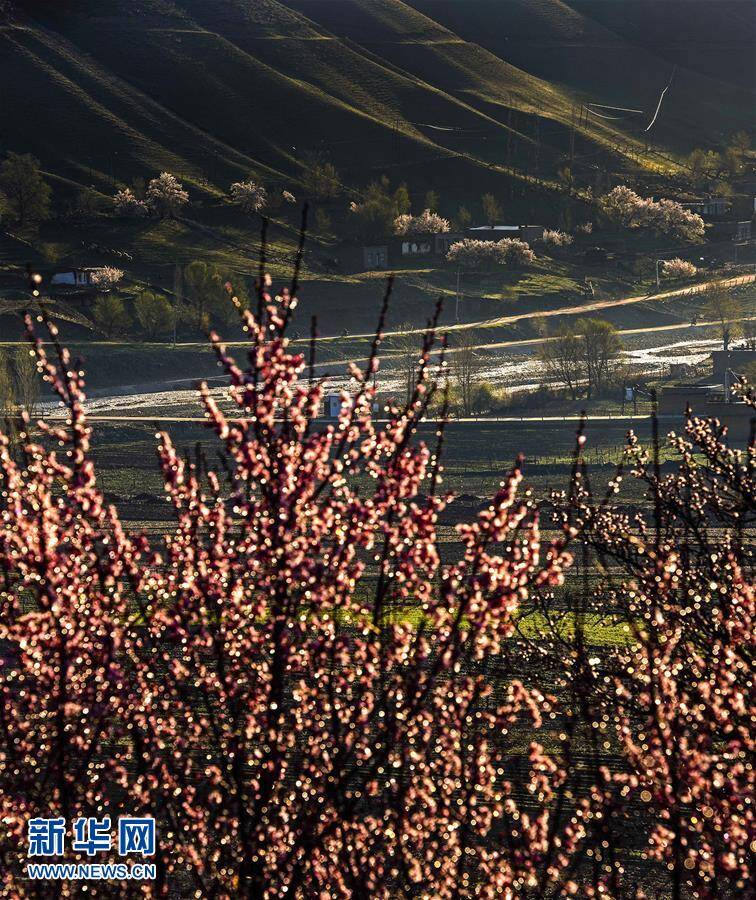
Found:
363,245 -> 388,270
658,384 -> 753,444
659,348 -> 755,444
711,349 -> 756,384
709,220 -> 752,242
400,238 -> 432,257
658,383 -> 720,416
683,197 -> 730,217
434,232 -> 464,256
468,224 -> 545,243
49,268 -> 98,288
323,395 -> 341,418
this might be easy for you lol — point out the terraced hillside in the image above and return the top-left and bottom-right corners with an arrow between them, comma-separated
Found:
4,0 -> 750,202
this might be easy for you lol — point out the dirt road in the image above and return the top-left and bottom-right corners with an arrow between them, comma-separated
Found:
310,273 -> 756,343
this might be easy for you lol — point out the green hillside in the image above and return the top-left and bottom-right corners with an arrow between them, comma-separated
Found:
406,0 -> 753,149
3,0 -> 736,203
0,0 -> 752,341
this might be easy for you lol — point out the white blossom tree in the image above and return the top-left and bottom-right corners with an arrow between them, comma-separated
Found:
393,208 -> 451,235
146,172 -> 189,218
90,266 -> 125,291
541,230 -> 573,248
112,187 -> 148,217
229,180 -> 267,214
599,186 -> 704,242
447,238 -> 535,268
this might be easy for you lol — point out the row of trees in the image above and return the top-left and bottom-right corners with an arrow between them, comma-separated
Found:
0,151 -> 715,253
398,291 -> 751,415
686,130 -> 751,184
91,260 -> 244,337
113,173 -> 189,219
349,180 -> 515,239
0,288 -> 751,897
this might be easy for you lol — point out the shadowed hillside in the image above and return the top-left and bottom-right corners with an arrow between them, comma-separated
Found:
406,0 -> 753,149
3,0 -> 749,200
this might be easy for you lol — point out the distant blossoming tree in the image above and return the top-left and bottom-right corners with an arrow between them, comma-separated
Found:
599,186 -> 705,242
656,199 -> 706,242
229,179 -> 267,214
89,266 -> 124,291
393,208 -> 450,235
282,189 -> 296,204
541,229 -> 573,248
447,238 -> 535,268
146,172 -> 189,218
112,187 -> 148,217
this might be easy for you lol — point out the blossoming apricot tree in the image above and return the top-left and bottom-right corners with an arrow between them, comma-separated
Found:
0,284 -> 608,897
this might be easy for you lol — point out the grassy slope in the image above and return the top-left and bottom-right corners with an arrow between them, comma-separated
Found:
2,0 -> 662,197
1,0 -> 752,341
406,0 -> 754,150
568,0 -> 756,91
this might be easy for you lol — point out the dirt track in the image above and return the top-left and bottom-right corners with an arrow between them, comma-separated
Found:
310,273 -> 756,342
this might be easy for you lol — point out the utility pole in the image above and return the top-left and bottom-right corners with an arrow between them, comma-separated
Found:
568,104 -> 576,192
172,262 -> 182,349
506,92 -> 513,169
455,267 -> 462,323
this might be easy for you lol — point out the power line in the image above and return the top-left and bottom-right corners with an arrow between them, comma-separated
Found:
646,65 -> 677,132
587,103 -> 644,114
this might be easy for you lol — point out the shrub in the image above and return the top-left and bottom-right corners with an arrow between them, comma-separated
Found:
92,294 -> 131,336
113,187 -> 148,217
134,291 -> 173,339
481,192 -> 501,226
350,177 -> 408,237
446,238 -> 535,268
302,161 -> 341,200
1,268 -> 751,898
661,258 -> 697,279
469,380 -> 509,414
541,229 -> 573,248
563,402 -> 756,897
181,259 -> 240,328
0,293 -> 602,897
